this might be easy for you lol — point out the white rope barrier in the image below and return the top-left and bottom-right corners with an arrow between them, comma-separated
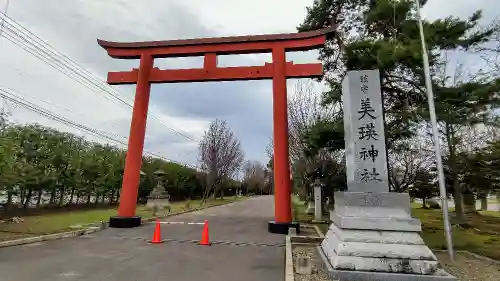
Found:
158,221 -> 205,225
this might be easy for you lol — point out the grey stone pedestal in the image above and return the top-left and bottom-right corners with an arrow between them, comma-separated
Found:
320,192 -> 456,280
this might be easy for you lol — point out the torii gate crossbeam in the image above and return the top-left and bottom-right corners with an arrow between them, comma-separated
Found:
98,26 -> 334,234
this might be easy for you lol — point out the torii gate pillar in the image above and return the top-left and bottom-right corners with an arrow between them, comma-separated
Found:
97,27 -> 334,234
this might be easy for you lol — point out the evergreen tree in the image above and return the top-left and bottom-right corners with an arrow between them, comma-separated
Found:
298,0 -> 497,152
299,0 -> 500,222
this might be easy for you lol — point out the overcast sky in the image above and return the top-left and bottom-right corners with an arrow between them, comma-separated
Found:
0,0 -> 497,168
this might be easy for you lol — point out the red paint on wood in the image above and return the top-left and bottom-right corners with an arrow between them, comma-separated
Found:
107,63 -> 323,85
98,28 -> 334,59
98,27 -> 334,225
97,26 -> 335,56
204,53 -> 217,69
272,47 -> 292,223
117,54 -> 153,217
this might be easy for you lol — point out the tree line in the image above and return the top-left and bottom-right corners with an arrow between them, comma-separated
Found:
276,0 -> 500,224
0,113 -> 251,217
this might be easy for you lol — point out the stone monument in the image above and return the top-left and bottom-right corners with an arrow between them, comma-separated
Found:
319,70 -> 456,280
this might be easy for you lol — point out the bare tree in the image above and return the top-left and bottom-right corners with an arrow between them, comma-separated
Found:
198,119 -> 244,200
266,80 -> 340,199
389,140 -> 433,193
265,137 -> 274,161
478,17 -> 500,76
288,80 -> 340,197
242,160 -> 267,194
266,80 -> 335,161
288,80 -> 335,163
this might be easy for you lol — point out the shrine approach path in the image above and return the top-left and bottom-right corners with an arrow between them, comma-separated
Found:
0,195 -> 285,281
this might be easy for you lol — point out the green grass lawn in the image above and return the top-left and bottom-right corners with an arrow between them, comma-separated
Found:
0,196 -> 243,241
292,197 -> 331,233
293,198 -> 500,260
411,203 -> 500,260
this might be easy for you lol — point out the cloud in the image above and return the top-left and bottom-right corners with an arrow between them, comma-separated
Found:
422,0 -> 498,22
0,0 -> 496,168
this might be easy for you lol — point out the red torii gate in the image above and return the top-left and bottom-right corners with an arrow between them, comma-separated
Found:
98,27 -> 334,234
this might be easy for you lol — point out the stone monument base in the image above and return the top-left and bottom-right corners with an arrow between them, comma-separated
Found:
318,247 -> 455,281
320,192 -> 456,281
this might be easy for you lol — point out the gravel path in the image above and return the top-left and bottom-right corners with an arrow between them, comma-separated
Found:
293,245 -> 332,281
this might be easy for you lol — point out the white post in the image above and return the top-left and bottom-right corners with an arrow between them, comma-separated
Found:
314,182 -> 322,221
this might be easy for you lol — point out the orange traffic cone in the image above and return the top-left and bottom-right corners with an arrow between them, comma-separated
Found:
199,220 -> 211,246
150,219 -> 163,244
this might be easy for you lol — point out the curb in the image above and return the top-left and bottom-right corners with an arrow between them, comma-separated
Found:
141,198 -> 244,223
0,226 -> 103,248
285,235 -> 294,281
290,235 -> 323,244
309,224 -> 325,238
288,223 -> 325,243
0,197 -> 245,249
284,223 -> 326,281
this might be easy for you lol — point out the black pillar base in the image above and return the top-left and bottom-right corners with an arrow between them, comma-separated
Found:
109,216 -> 142,228
268,220 -> 300,234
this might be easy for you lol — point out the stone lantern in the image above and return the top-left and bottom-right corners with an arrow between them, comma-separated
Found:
146,169 -> 171,216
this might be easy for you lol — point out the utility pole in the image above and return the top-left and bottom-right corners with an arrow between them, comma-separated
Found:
415,0 -> 455,261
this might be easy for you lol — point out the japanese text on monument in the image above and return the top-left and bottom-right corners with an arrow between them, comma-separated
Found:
342,69 -> 388,192
357,74 -> 381,183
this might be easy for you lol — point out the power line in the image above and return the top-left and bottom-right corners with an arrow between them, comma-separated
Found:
2,88 -> 193,168
0,12 -> 199,143
0,87 -> 195,168
1,64 -> 196,166
0,11 -> 199,164
0,61 -> 130,137
0,88 -> 128,145
0,22 -> 133,111
0,0 -> 9,37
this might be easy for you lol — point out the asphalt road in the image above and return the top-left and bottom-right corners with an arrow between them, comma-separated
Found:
0,196 -> 285,281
